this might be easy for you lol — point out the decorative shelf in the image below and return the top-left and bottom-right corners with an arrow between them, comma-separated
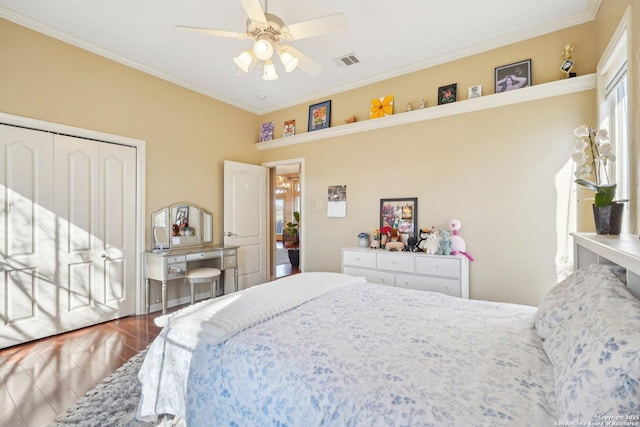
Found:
256,74 -> 596,151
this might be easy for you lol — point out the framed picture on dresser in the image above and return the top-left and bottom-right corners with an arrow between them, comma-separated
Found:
379,197 -> 418,243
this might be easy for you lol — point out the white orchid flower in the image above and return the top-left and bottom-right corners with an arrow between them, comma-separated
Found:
594,128 -> 609,143
573,139 -> 588,151
573,125 -> 590,138
572,152 -> 588,165
598,142 -> 612,155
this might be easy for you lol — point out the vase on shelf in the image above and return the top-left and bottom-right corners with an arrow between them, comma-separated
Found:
593,203 -> 624,235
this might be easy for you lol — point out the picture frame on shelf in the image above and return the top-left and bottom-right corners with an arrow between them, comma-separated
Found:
495,59 -> 531,93
283,119 -> 296,137
468,85 -> 482,99
259,121 -> 274,142
379,197 -> 418,244
437,83 -> 457,105
308,100 -> 331,132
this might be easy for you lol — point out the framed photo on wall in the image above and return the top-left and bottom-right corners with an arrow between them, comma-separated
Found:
495,59 -> 531,93
308,100 -> 331,132
379,197 -> 418,243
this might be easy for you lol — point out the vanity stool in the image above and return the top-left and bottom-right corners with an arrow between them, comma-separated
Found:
185,267 -> 222,304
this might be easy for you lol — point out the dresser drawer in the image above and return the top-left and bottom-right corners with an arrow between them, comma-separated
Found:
167,255 -> 186,264
186,250 -> 220,261
396,273 -> 461,297
343,266 -> 395,286
223,255 -> 237,268
377,252 -> 414,273
415,256 -> 460,278
342,250 -> 377,268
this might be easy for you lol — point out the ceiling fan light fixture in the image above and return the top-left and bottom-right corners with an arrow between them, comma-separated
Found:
253,38 -> 274,61
278,50 -> 299,73
263,60 -> 279,80
233,50 -> 253,72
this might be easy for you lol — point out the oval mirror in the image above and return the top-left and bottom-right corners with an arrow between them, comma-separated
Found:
153,226 -> 169,251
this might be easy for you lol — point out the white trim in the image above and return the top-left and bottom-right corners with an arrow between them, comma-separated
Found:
257,74 -> 597,151
0,112 -> 147,315
0,3 -> 600,115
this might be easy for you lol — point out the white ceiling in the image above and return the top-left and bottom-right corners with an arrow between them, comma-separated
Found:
1,0 -> 598,114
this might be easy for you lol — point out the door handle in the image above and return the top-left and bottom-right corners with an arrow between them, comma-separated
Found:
224,232 -> 238,237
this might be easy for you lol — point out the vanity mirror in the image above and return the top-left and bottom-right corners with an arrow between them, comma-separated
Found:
150,202 -> 213,249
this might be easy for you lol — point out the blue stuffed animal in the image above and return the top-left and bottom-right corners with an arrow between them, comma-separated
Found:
437,229 -> 453,255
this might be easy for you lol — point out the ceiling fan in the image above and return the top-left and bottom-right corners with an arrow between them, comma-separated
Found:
175,0 -> 347,80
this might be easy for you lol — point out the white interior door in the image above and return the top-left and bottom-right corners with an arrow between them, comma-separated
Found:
224,160 -> 267,290
0,125 -> 56,347
55,134 -> 136,330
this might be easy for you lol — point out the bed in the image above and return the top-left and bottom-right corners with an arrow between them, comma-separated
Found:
137,242 -> 640,426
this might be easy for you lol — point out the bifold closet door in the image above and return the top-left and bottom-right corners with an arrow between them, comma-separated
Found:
0,125 -> 56,347
0,125 -> 137,348
54,134 -> 136,331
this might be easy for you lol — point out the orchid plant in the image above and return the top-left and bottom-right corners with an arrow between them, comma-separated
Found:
572,125 -> 618,207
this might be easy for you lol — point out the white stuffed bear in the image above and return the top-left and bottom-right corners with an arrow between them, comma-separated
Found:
424,232 -> 441,255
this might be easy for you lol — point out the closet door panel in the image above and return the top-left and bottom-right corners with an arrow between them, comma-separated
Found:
55,134 -> 103,329
0,125 -> 55,347
99,143 -> 136,314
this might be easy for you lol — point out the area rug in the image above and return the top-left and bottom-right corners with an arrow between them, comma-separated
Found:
51,348 -> 183,427
276,247 -> 290,265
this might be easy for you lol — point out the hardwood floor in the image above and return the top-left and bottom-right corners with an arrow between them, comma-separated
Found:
0,251 -> 300,427
0,311 -> 166,427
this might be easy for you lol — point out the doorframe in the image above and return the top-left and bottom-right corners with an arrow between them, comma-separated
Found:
0,112 -> 147,315
262,157 -> 305,278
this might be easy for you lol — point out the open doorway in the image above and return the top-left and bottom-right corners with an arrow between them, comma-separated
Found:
274,164 -> 301,279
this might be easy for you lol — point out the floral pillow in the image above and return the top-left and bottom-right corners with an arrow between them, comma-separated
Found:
542,274 -> 640,421
534,264 -> 626,340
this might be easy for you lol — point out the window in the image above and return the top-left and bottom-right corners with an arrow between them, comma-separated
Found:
598,8 -> 631,232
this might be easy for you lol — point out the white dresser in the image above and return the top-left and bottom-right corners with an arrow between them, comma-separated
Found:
341,247 -> 469,298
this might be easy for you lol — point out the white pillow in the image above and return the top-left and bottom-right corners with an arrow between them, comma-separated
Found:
535,264 -> 625,340
543,273 -> 640,422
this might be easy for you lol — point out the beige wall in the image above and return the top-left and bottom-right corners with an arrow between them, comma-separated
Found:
258,6 -> 637,306
0,1 -> 636,307
0,18 -> 260,246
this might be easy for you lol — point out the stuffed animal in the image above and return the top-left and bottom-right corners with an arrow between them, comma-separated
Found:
437,229 -> 453,255
449,219 -> 474,261
388,227 -> 402,242
416,228 -> 431,252
386,241 -> 405,251
424,232 -> 441,255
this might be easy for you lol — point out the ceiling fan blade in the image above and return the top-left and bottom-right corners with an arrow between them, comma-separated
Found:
281,45 -> 322,76
240,0 -> 267,24
175,25 -> 251,39
282,13 -> 347,40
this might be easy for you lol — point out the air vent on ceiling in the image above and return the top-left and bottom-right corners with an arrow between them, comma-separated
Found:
336,53 -> 360,67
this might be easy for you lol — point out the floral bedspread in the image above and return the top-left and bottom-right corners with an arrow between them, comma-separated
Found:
137,282 -> 557,426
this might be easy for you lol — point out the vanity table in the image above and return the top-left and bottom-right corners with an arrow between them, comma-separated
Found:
144,203 -> 239,314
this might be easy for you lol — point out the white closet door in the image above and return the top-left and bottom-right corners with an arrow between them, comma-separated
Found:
54,135 -> 136,330
0,125 -> 56,347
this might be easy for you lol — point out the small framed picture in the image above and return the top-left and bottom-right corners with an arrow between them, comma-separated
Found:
283,119 -> 295,137
259,121 -> 274,142
437,83 -> 457,105
308,100 -> 331,132
175,206 -> 189,228
495,59 -> 531,93
379,197 -> 418,243
561,59 -> 574,73
468,85 -> 482,99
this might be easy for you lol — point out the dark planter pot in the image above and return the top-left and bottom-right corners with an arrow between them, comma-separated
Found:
287,248 -> 300,267
593,202 -> 624,235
